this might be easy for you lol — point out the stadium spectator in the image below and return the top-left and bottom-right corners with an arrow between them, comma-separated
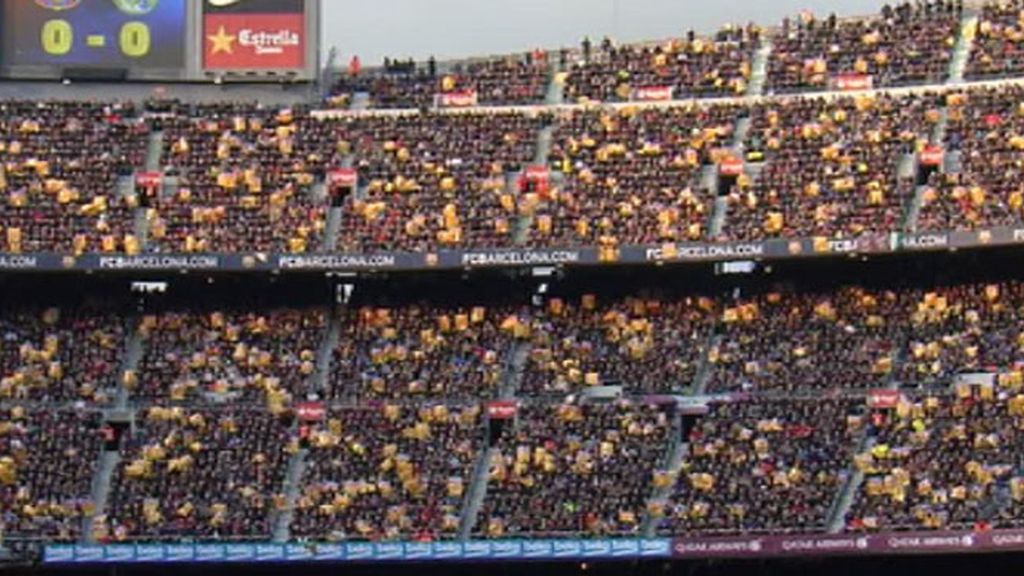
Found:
292,404 -> 481,541
337,111 -> 544,253
0,406 -> 100,540
150,108 -> 328,254
329,304 -> 525,400
563,25 -> 758,102
706,288 -> 906,393
657,398 -> 862,535
847,385 -> 1024,531
523,294 -> 717,395
477,401 -> 669,537
134,309 -> 325,405
917,87 -> 1024,232
0,307 -> 123,402
535,104 -> 739,248
106,406 -> 291,540
768,1 -> 960,92
898,282 -> 1024,386
967,0 -> 1024,79
329,53 -> 549,109
0,101 -> 145,254
724,92 -> 932,241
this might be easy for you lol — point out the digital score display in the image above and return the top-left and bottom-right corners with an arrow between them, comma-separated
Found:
3,0 -> 186,68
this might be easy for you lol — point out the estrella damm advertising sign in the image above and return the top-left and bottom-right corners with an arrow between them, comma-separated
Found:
203,0 -> 306,70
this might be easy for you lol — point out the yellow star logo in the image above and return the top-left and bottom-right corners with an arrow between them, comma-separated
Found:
208,25 -> 236,54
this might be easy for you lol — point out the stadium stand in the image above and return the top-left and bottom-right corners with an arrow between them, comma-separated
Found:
292,403 -> 481,541
328,304 -> 523,400
562,26 -> 758,102
0,407 -> 100,541
0,101 -> 145,254
537,104 -> 740,247
918,86 -> 1024,232
0,306 -> 124,402
726,93 -> 931,241
334,111 -> 545,252
767,1 -> 961,92
106,406 -> 291,541
476,401 -> 670,537
17,2 -> 1024,569
967,0 -> 1024,80
329,53 -> 550,109
133,308 -> 325,403
656,398 -> 862,535
706,287 -> 906,393
521,294 -> 717,395
898,281 -> 1024,386
151,108 -> 328,254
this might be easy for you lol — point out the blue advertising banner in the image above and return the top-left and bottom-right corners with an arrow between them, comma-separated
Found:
43,539 -> 673,564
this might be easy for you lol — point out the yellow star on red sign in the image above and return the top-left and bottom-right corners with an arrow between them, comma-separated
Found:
208,25 -> 236,54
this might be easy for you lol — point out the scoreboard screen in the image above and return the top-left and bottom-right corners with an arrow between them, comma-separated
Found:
3,0 -> 186,68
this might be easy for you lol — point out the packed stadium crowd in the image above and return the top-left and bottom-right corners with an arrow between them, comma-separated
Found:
4,278 -> 1024,542
767,1 -> 961,92
656,398 -> 861,535
726,93 -> 929,241
105,406 -> 291,540
293,404 -> 481,541
133,308 -> 326,404
12,0 -> 1024,557
537,104 -> 739,248
477,401 -> 669,537
5,90 -> 1024,254
562,26 -> 758,102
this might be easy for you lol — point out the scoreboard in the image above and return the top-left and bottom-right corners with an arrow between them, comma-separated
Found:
0,0 -> 319,81
3,0 -> 186,68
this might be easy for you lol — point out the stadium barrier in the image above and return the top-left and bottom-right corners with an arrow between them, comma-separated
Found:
43,529 -> 1024,564
1,226 -> 1022,273
43,539 -> 672,564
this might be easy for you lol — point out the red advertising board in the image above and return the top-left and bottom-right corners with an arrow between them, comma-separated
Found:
632,86 -> 675,101
719,156 -> 744,176
831,74 -> 874,91
296,402 -> 325,422
327,168 -> 358,188
436,90 -> 479,108
866,389 -> 900,408
204,13 -> 305,70
920,145 -> 944,167
135,172 -> 162,190
486,401 -> 518,420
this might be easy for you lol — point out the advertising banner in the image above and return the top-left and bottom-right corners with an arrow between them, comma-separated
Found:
919,145 -> 944,166
296,402 -> 325,422
203,0 -> 305,70
44,530 -> 1024,564
866,389 -> 901,408
326,168 -> 357,188
134,171 -> 162,189
2,226 -> 1024,275
718,156 -> 744,176
44,539 -> 673,564
632,86 -> 675,101
831,74 -> 874,91
670,529 -> 1022,559
436,90 -> 479,108
486,400 -> 518,420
